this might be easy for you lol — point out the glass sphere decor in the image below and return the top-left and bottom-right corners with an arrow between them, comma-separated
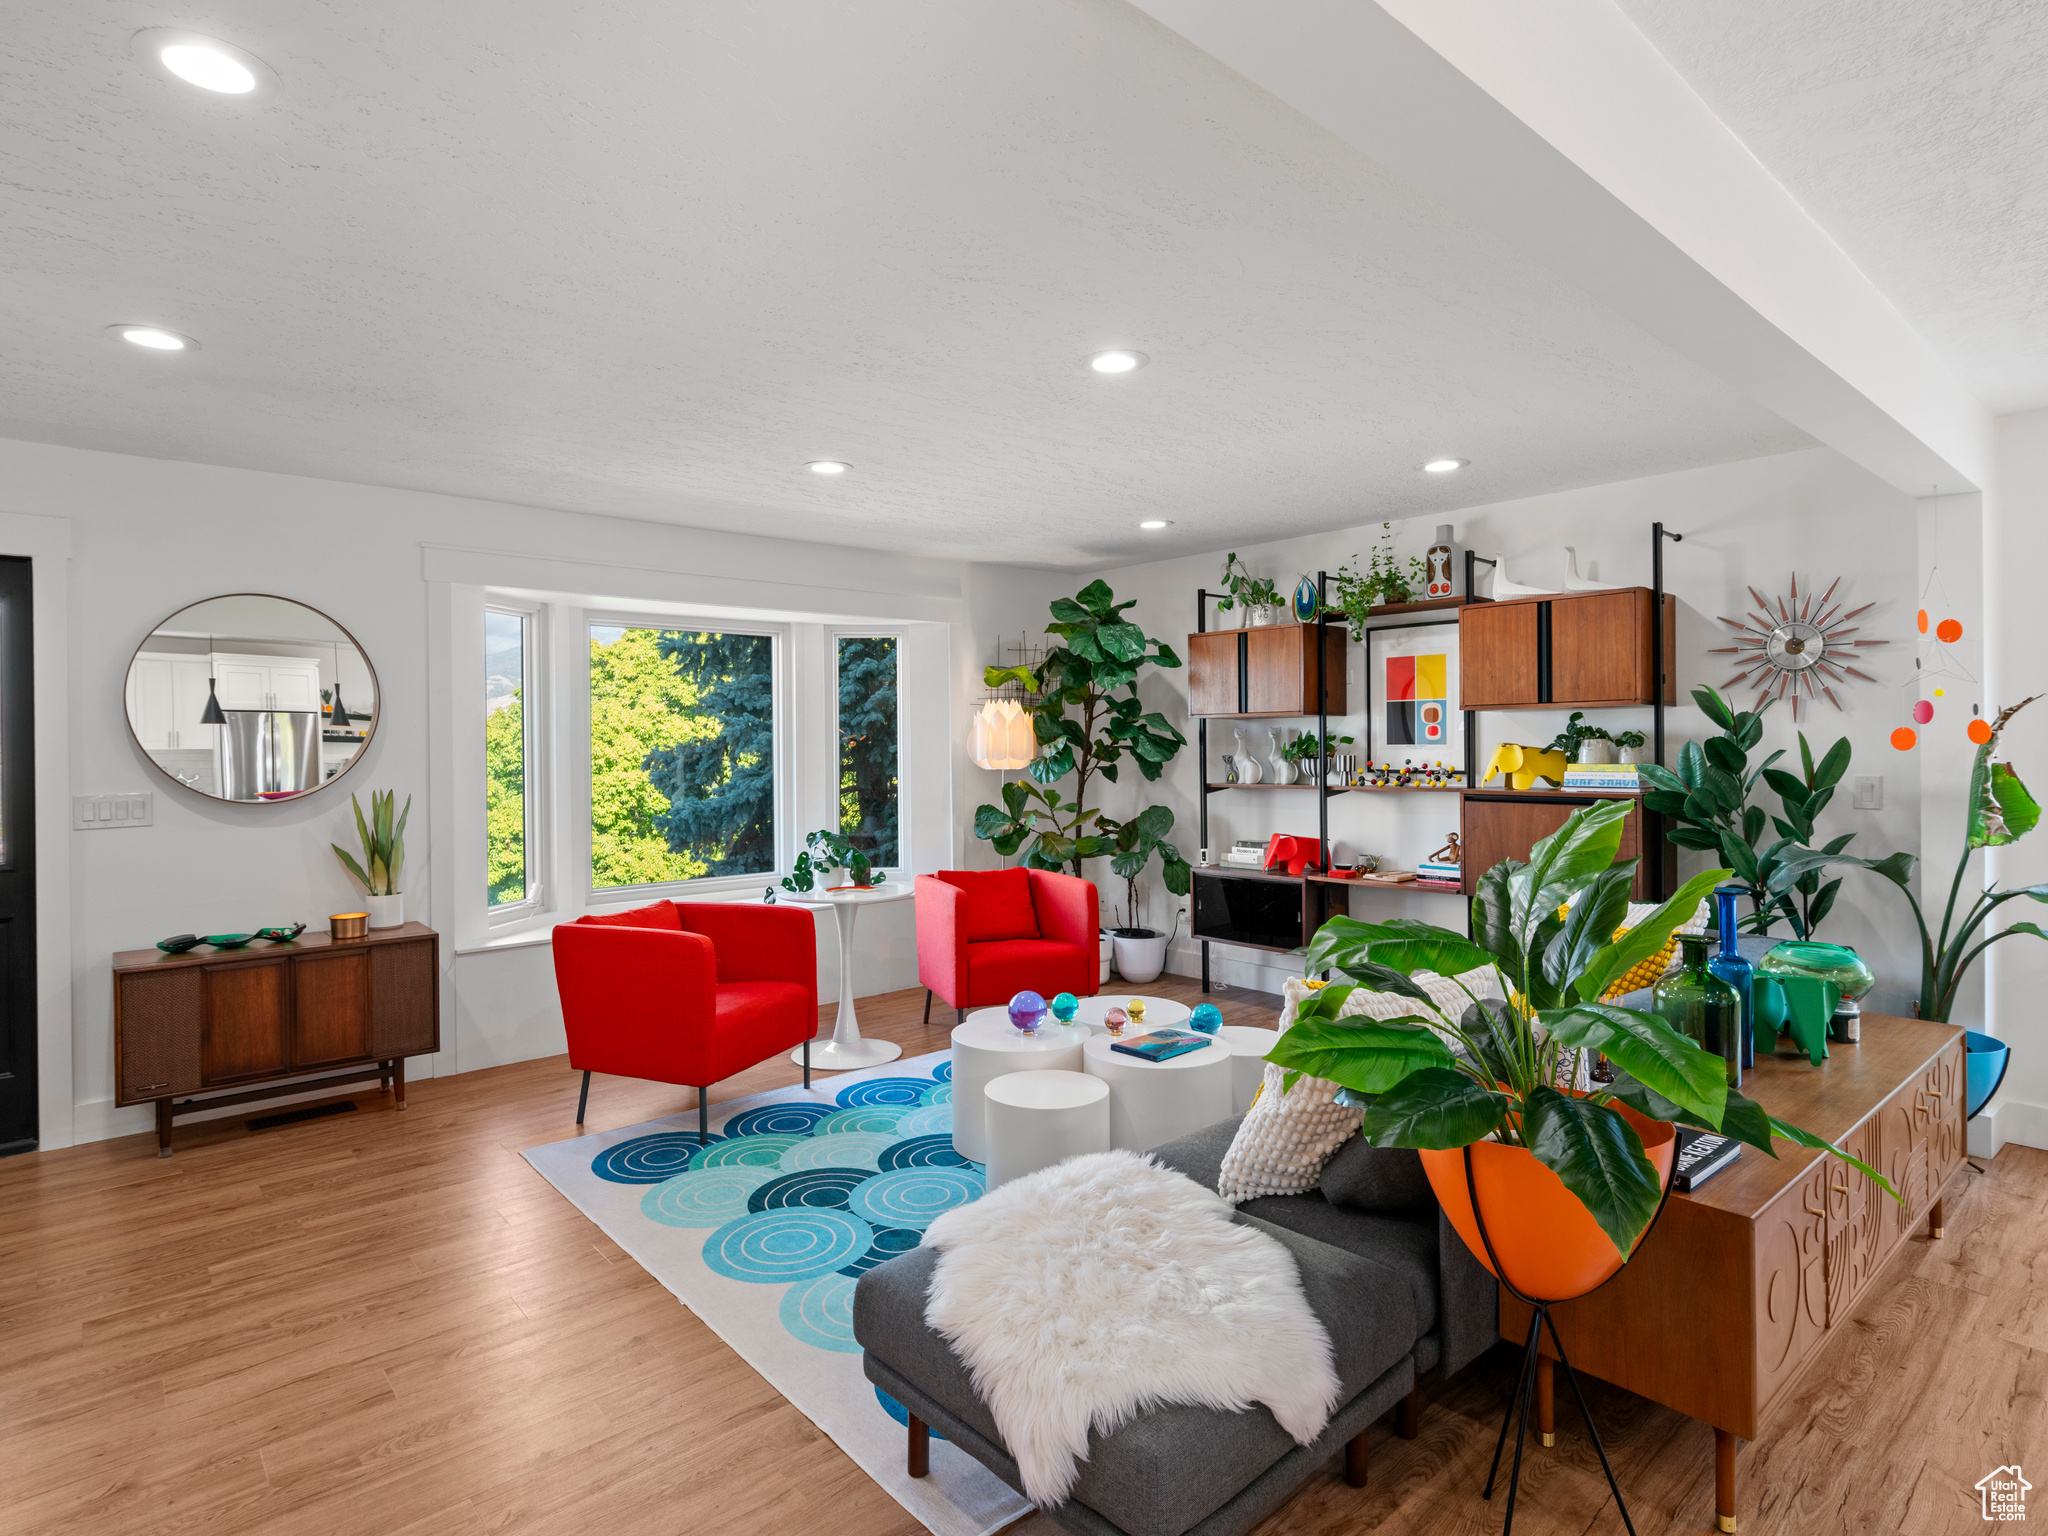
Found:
1007,990 -> 1048,1033
1189,1003 -> 1223,1036
1049,992 -> 1080,1025
1103,1006 -> 1129,1036
1127,998 -> 1147,1023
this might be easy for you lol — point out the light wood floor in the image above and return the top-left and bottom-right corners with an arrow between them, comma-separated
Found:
3,975 -> 2039,1536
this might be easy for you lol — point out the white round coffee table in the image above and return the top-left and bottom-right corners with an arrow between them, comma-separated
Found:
783,882 -> 913,1071
1216,1025 -> 1281,1114
1072,993 -> 1192,1032
950,1014 -> 1093,1162
983,1070 -> 1110,1191
1080,1032 -> 1233,1152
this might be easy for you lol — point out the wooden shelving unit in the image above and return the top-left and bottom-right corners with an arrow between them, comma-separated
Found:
1205,782 -> 1462,794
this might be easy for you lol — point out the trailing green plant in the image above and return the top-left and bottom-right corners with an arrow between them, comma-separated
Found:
1215,553 -> 1283,617
1266,798 -> 1897,1258
781,829 -> 878,894
1612,730 -> 1646,751
1771,695 -> 2048,1022
1100,804 -> 1192,933
975,579 -> 1186,876
333,790 -> 409,896
1545,711 -> 1611,760
1324,523 -> 1428,636
1636,686 -> 1855,938
1282,730 -> 1355,767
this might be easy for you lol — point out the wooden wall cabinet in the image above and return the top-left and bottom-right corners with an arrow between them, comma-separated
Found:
1460,791 -> 1672,901
1185,625 -> 1346,717
1458,587 -> 1676,710
113,922 -> 440,1156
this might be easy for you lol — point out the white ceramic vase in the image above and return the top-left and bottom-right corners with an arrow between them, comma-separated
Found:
1247,605 -> 1277,627
366,892 -> 404,929
1098,932 -> 1114,986
1617,744 -> 1647,765
1111,932 -> 1169,984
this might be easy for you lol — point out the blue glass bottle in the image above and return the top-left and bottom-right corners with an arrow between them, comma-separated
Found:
1709,884 -> 1754,1080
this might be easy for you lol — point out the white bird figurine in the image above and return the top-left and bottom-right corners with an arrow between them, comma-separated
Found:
1489,554 -> 1555,600
1561,546 -> 1613,591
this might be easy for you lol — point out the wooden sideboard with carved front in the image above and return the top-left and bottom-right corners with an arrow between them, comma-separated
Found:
1500,1015 -> 1965,1533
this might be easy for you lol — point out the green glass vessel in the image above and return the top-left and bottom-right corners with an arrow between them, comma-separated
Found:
1652,935 -> 1743,1086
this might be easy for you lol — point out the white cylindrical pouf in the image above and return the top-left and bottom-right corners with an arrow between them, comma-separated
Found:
983,1070 -> 1111,1190
1216,1025 -> 1281,1114
1080,1033 -> 1233,1152
1071,994 -> 1191,1032
949,1014 -> 1090,1163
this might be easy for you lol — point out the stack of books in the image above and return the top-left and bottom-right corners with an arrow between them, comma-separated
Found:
1562,762 -> 1641,793
1416,859 -> 1463,882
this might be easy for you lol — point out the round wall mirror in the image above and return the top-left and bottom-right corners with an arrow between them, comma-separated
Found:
124,594 -> 379,802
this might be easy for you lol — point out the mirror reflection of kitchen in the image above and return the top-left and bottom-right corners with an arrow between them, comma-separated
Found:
124,595 -> 378,802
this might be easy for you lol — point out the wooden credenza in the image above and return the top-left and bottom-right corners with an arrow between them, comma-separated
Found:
1501,1015 -> 1965,1532
113,921 -> 440,1156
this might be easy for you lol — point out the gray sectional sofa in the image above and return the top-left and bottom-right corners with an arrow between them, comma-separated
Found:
852,1117 -> 1499,1536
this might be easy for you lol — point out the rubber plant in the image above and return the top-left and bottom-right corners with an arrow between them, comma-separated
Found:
333,790 -> 408,897
1637,685 -> 1856,937
1266,798 -> 1898,1262
1770,694 -> 2047,1022
974,579 -> 1186,876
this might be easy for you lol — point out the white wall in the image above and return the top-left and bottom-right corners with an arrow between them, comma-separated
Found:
0,435 -> 986,1149
1063,447 -> 1928,1002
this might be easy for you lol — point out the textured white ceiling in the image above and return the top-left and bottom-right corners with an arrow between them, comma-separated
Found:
1618,0 -> 2048,416
1,0 -> 1808,566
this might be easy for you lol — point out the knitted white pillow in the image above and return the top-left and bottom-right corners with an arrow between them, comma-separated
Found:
1216,966 -> 1505,1202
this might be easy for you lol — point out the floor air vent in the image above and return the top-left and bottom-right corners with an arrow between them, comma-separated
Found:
247,1100 -> 357,1133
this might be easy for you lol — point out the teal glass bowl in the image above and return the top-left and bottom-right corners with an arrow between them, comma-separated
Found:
1756,941 -> 1875,1003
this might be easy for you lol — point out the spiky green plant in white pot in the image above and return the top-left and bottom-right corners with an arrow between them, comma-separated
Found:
334,790 -> 410,929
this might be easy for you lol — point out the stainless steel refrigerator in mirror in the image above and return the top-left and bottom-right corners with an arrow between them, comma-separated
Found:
219,710 -> 321,800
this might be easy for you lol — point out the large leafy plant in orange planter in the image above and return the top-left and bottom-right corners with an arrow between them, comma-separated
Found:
1268,798 -> 1897,1270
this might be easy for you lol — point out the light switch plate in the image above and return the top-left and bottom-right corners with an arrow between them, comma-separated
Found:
1852,775 -> 1883,810
75,792 -> 154,829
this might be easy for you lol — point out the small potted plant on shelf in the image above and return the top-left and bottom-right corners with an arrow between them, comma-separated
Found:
782,829 -> 883,894
1321,523 -> 1431,638
1548,711 -> 1614,764
333,789 -> 409,928
1216,553 -> 1284,628
1266,798 -> 1897,1288
1612,729 -> 1648,765
1282,729 -> 1355,785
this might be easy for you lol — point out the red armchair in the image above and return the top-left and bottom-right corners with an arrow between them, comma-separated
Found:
915,868 -> 1098,1024
552,898 -> 818,1139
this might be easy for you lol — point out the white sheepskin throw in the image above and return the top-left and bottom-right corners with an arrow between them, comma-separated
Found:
921,1149 -> 1341,1508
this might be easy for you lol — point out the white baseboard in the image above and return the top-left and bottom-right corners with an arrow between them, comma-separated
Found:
1159,941 -> 1303,999
1971,1094 -> 2048,1157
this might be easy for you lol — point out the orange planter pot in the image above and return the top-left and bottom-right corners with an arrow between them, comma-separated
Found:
1420,1098 -> 1677,1303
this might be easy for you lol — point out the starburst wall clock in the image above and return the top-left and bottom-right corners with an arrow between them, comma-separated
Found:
1710,575 -> 1887,720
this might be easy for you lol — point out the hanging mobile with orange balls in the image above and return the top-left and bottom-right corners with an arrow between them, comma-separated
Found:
1893,587 -> 1984,750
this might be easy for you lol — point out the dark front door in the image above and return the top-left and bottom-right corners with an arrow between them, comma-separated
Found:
0,558 -> 35,1152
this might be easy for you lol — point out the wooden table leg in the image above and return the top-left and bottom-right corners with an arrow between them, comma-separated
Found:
1344,1426 -> 1368,1487
907,1414 -> 930,1478
1929,1197 -> 1944,1239
1715,1427 -> 1738,1532
1397,1387 -> 1421,1439
156,1098 -> 173,1158
393,1056 -> 407,1110
1536,1353 -> 1554,1447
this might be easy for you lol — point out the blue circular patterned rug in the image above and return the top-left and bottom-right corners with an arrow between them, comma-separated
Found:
591,1130 -> 723,1183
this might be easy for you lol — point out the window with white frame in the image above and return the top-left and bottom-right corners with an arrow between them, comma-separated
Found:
484,606 -> 542,915
588,621 -> 780,891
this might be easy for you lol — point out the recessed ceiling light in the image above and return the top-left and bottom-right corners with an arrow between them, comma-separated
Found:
107,324 -> 197,352
132,29 -> 279,98
1089,350 -> 1147,375
1138,520 -> 1171,530
806,460 -> 850,476
1421,458 -> 1468,473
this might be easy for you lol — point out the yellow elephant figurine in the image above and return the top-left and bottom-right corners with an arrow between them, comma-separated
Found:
1482,742 -> 1567,791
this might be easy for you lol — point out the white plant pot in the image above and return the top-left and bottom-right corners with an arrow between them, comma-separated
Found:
1099,932 -> 1114,986
1617,744 -> 1647,765
1111,932 -> 1169,985
1247,605 -> 1278,627
366,893 -> 405,929
1575,739 -> 1616,765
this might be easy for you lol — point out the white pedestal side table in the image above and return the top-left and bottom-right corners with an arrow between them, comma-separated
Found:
983,1070 -> 1111,1190
1072,993 -> 1191,1032
1216,1025 -> 1281,1114
1080,1032 -> 1233,1152
949,1012 -> 1092,1162
782,882 -> 913,1072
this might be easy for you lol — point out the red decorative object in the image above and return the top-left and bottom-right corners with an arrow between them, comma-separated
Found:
552,898 -> 818,1139
1262,833 -> 1323,876
916,869 -> 1098,1018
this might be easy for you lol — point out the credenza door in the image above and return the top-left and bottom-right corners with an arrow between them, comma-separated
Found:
292,950 -> 374,1067
202,958 -> 291,1083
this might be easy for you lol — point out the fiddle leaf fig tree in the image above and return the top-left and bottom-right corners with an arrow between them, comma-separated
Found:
975,579 -> 1186,876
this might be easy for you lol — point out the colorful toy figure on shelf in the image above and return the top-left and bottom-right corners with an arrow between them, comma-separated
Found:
1126,998 -> 1147,1023
1049,991 -> 1080,1025
1428,834 -> 1462,866
1482,742 -> 1568,791
1189,1003 -> 1223,1036
1007,989 -> 1048,1033
1103,1006 -> 1129,1036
